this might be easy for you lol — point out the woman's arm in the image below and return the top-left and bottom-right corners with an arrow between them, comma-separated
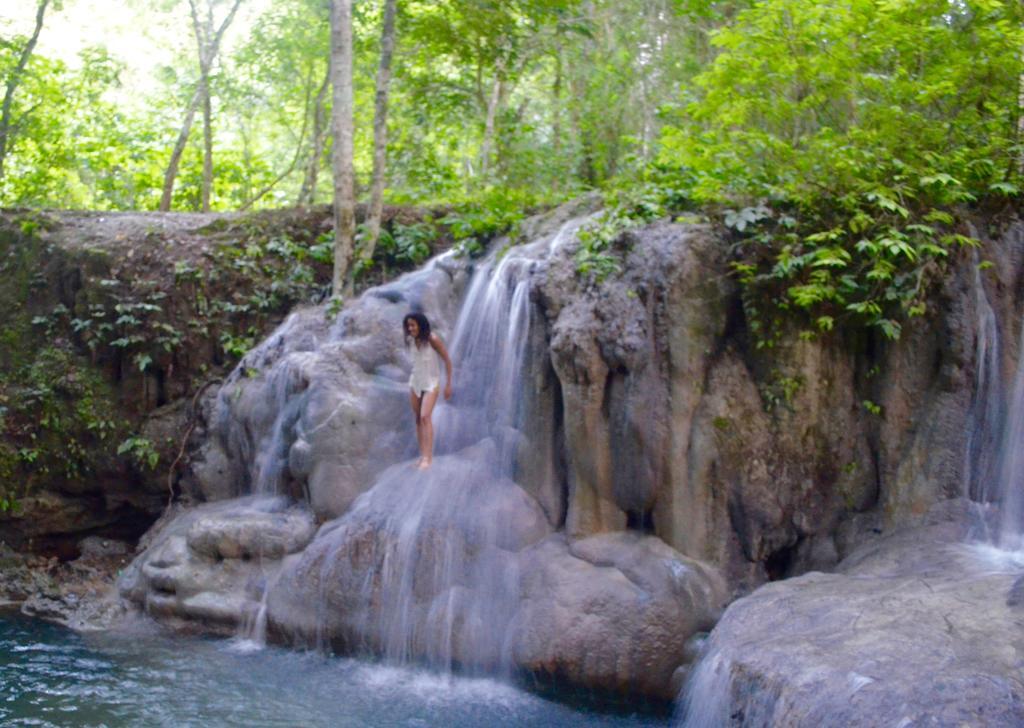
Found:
430,333 -> 453,399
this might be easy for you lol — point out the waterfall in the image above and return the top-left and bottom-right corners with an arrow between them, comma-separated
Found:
676,650 -> 732,728
265,218 -> 587,672
961,245 -> 1024,549
996,316 -> 1024,548
432,249 -> 535,474
962,252 -> 1004,505
252,350 -> 317,495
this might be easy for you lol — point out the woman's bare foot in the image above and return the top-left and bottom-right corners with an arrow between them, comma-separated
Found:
417,457 -> 432,470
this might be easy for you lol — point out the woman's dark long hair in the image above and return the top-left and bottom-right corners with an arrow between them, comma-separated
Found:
402,312 -> 431,346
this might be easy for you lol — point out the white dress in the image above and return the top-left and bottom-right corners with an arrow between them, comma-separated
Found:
408,340 -> 440,395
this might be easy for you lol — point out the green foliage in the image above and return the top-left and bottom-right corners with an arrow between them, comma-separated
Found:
0,0 -> 683,211
862,399 -> 883,417
658,0 -> 1024,341
367,220 -> 437,271
444,187 -> 538,257
759,372 -> 803,412
116,436 -> 159,470
574,182 -> 685,282
0,345 -> 124,509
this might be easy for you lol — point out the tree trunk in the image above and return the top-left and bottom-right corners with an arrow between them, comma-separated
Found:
1018,47 -> 1024,174
160,0 -> 243,212
551,44 -> 563,190
201,83 -> 213,211
0,0 -> 50,187
360,0 -> 399,267
200,3 -> 215,212
330,0 -> 357,298
479,73 -> 503,181
298,69 -> 331,206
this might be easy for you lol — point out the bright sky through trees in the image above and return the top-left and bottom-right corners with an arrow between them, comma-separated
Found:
0,0 -> 269,109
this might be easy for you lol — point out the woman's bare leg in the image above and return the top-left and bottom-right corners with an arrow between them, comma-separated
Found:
409,389 -> 425,464
418,388 -> 440,468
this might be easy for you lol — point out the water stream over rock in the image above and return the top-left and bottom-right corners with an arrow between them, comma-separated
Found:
995,315 -> 1024,548
119,207 -> 726,701
961,246 -> 1024,550
962,251 -> 1005,508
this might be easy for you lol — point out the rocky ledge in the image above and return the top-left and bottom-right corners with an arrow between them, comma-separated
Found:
1,536 -> 130,630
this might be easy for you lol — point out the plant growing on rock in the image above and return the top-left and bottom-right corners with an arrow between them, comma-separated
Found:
658,0 -> 1024,343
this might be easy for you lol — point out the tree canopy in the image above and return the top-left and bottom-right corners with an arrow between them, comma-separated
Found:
1,0 -> 1022,336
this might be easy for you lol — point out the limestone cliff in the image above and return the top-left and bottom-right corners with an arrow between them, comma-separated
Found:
116,200 -> 1024,700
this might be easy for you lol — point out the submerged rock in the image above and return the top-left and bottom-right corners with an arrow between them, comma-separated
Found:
6,536 -> 133,631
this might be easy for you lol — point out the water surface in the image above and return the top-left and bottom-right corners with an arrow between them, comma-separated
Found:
0,611 -> 667,727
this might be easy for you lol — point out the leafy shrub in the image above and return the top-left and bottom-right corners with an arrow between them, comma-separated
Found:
443,187 -> 539,257
658,0 -> 1023,341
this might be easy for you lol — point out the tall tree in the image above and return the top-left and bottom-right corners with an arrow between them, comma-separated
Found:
298,69 -> 330,206
192,0 -> 215,212
159,0 -> 243,211
329,0 -> 356,297
0,0 -> 52,187
359,0 -> 399,267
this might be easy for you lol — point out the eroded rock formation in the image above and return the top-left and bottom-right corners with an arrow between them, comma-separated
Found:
115,200 -> 1024,703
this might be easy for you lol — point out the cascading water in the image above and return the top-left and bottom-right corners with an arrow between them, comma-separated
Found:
962,252 -> 1005,506
252,350 -> 319,495
259,218 -> 587,673
675,650 -> 731,728
995,316 -> 1024,549
432,247 -> 536,474
961,247 -> 1024,550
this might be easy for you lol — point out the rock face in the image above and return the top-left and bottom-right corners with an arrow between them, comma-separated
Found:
117,200 -> 1024,702
538,214 -> 1024,593
678,500 -> 1024,726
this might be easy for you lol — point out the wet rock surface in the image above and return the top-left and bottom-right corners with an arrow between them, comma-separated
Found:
2,536 -> 132,630
118,204 -> 728,698
679,500 -> 1024,726
111,202 -> 1024,705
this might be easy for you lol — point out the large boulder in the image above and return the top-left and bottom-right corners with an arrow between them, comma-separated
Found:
118,497 -> 316,632
261,442 -> 726,699
514,531 -> 727,700
678,499 -> 1024,726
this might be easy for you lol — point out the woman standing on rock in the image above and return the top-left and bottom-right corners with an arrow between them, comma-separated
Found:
403,312 -> 453,469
